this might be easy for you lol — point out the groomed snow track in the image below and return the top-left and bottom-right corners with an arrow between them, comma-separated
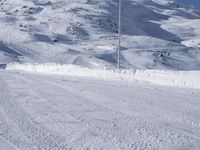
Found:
0,79 -> 68,150
6,63 -> 200,89
0,69 -> 200,149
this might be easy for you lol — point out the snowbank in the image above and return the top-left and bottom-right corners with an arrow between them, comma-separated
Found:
135,70 -> 200,89
6,63 -> 135,81
6,63 -> 200,89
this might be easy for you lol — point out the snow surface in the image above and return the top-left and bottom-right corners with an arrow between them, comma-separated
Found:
1,0 -> 200,69
0,69 -> 200,150
6,63 -> 200,89
135,69 -> 200,89
1,0 -> 200,149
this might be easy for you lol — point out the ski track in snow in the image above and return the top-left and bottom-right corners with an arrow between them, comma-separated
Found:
0,70 -> 200,149
0,78 -> 68,149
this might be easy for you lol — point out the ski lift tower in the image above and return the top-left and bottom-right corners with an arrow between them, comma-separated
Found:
118,0 -> 122,68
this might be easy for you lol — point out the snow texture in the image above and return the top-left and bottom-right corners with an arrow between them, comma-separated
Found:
0,69 -> 200,150
1,0 -> 200,70
1,0 -> 200,149
6,63 -> 200,89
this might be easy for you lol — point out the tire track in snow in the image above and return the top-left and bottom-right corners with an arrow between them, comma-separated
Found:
5,72 -> 124,149
6,74 -> 188,149
31,75 -> 200,149
2,71 -> 200,149
0,79 -> 68,150
4,72 -> 129,149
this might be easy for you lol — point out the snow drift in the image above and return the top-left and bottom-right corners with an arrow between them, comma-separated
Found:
135,70 -> 200,89
6,63 -> 200,89
6,63 -> 136,81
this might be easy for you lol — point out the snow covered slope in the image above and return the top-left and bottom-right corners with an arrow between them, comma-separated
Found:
1,1 -> 200,149
1,0 -> 200,69
0,70 -> 200,150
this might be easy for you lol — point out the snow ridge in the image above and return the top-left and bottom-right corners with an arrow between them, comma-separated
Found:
6,63 -> 200,89
135,70 -> 200,89
6,63 -> 136,81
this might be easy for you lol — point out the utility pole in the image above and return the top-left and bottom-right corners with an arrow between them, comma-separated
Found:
118,0 -> 122,69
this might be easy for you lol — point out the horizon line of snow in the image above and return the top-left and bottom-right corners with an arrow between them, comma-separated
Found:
5,63 -> 200,89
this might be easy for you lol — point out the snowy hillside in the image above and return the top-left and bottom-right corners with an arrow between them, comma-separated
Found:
1,0 -> 200,69
1,1 -> 200,150
178,0 -> 200,9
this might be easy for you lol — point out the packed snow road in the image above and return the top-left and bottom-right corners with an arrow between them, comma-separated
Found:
0,70 -> 200,150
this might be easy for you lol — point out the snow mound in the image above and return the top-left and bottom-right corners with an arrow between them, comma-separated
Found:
6,63 -> 200,89
135,70 -> 200,89
6,63 -> 135,81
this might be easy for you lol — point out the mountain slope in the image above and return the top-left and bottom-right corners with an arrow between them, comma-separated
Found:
0,0 -> 200,69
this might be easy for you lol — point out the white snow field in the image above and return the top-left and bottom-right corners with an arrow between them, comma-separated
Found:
0,0 -> 200,69
1,0 -> 200,149
0,69 -> 200,150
